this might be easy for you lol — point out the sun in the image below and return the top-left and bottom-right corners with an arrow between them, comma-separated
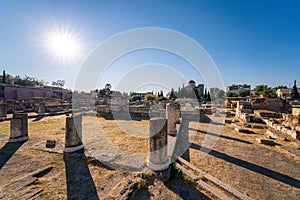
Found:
44,28 -> 83,63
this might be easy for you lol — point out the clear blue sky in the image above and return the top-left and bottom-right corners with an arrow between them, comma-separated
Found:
0,0 -> 299,92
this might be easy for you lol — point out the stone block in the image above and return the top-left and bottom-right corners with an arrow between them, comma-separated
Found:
64,114 -> 84,153
256,138 -> 276,146
147,117 -> 169,171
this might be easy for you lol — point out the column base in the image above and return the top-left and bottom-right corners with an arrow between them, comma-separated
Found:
64,144 -> 84,153
9,136 -> 28,143
147,157 -> 170,171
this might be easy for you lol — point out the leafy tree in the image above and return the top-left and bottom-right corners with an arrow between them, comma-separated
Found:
169,88 -> 177,99
104,83 -> 111,95
144,94 -> 158,101
204,88 -> 208,99
207,91 -> 211,101
237,90 -> 250,97
2,70 -> 6,84
129,94 -> 142,102
215,90 -> 225,100
158,96 -> 167,101
254,85 -> 273,96
226,92 -> 235,97
291,80 -> 299,99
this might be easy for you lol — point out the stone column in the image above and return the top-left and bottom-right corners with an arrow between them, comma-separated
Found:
64,114 -> 84,153
37,102 -> 46,114
0,103 -> 7,118
147,117 -> 169,171
166,103 -> 177,136
175,103 -> 180,124
9,113 -> 28,142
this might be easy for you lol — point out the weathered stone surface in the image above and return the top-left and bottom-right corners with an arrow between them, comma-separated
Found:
292,107 -> 300,117
256,138 -> 276,146
0,103 -> 7,118
64,114 -> 83,152
147,117 -> 169,171
266,130 -> 286,141
166,103 -> 177,135
9,113 -> 28,142
224,118 -> 232,124
37,102 -> 45,114
287,130 -> 300,140
254,110 -> 282,118
46,140 -> 56,148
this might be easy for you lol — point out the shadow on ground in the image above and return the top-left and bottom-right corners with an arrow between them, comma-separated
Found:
0,141 -> 26,170
64,150 -> 99,200
190,128 -> 253,145
190,143 -> 300,189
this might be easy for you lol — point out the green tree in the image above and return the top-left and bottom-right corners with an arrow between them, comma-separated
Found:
2,70 -> 6,84
144,94 -> 158,101
204,88 -> 207,99
226,92 -> 235,97
105,83 -> 111,95
129,94 -> 142,102
158,96 -> 167,101
207,91 -> 211,101
215,90 -> 225,100
254,85 -> 273,96
169,88 -> 177,100
291,80 -> 299,99
237,90 -> 250,97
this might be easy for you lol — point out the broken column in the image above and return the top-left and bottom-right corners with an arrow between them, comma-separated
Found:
37,102 -> 46,114
0,103 -> 7,118
64,113 -> 84,153
9,113 -> 28,142
166,102 -> 177,136
147,117 -> 169,171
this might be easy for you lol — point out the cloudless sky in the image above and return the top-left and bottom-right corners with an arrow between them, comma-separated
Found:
0,0 -> 299,92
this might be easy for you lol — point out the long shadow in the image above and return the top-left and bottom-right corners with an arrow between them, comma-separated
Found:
190,128 -> 253,145
0,141 -> 26,170
190,143 -> 300,189
32,115 -> 44,122
164,170 -> 211,200
64,150 -> 99,200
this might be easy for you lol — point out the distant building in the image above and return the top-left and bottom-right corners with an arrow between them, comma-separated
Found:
209,87 -> 220,100
0,84 -> 70,101
186,80 -> 204,99
276,88 -> 300,98
226,84 -> 251,94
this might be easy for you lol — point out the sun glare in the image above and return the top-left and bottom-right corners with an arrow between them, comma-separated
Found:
44,28 -> 83,63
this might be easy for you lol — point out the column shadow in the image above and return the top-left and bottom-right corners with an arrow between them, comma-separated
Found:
190,143 -> 300,189
189,128 -> 253,145
0,141 -> 26,170
63,150 -> 99,200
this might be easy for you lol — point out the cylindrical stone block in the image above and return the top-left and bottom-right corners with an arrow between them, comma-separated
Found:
175,103 -> 180,124
38,102 -> 46,114
166,103 -> 177,135
64,114 -> 83,153
147,117 -> 169,171
0,103 -> 7,118
9,113 -> 28,142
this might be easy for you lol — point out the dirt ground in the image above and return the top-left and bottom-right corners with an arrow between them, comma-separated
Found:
0,114 -> 214,200
0,113 -> 299,199
190,115 -> 300,200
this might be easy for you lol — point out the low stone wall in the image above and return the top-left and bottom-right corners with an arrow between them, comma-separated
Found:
282,113 -> 300,125
253,110 -> 282,118
292,107 -> 300,117
263,119 -> 300,140
251,98 -> 283,112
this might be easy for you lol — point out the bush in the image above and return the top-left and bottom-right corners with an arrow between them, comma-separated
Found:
144,94 -> 158,101
129,95 -> 142,102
